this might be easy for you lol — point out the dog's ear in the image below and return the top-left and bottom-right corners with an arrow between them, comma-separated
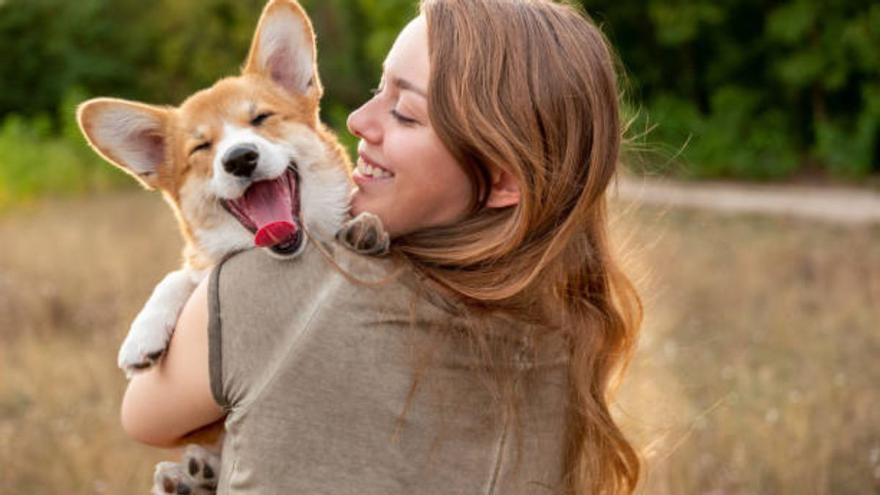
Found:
243,0 -> 320,98
76,98 -> 169,190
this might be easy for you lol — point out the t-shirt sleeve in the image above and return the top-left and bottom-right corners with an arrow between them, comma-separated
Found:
207,256 -> 229,410
207,244 -> 337,411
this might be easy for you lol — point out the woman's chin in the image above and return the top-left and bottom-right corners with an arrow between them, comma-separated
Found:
349,190 -> 370,217
348,197 -> 389,231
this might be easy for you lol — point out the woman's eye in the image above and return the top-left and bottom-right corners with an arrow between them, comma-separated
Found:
251,112 -> 274,127
190,142 -> 212,155
390,109 -> 417,126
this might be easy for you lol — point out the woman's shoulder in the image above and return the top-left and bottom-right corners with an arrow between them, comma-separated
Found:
214,238 -> 464,320
217,237 -> 395,286
217,240 -> 569,356
215,238 -> 568,370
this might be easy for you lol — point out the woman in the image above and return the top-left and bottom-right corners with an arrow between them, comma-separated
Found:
122,0 -> 642,493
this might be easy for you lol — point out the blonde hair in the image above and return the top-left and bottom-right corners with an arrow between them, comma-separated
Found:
391,1 -> 643,493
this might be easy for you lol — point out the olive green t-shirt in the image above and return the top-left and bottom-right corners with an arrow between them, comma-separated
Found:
208,240 -> 569,494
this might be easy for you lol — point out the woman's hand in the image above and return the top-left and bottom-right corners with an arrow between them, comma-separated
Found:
120,276 -> 224,448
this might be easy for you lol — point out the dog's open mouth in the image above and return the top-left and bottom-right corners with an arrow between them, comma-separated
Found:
221,165 -> 303,255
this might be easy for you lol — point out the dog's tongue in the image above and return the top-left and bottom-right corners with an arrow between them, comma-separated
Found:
255,221 -> 297,248
238,177 -> 298,248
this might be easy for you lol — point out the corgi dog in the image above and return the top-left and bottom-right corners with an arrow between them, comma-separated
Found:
78,1 -> 388,492
78,0 -> 355,378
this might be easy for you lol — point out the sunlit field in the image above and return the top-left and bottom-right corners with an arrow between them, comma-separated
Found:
1,192 -> 878,494
615,204 -> 880,494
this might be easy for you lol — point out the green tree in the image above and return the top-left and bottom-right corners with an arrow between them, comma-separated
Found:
1,0 -> 878,183
586,0 -> 879,179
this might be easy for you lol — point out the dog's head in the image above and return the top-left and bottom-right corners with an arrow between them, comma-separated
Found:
77,0 -> 352,266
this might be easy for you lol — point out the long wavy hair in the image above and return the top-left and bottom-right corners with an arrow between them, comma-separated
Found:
388,1 -> 643,493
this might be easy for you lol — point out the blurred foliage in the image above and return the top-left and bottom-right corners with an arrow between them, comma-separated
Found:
0,88 -> 128,210
590,0 -> 880,179
0,0 -> 877,203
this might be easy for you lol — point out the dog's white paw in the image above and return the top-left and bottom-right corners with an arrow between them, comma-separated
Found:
336,211 -> 390,256
183,444 -> 221,489
152,459 -> 217,495
117,309 -> 176,378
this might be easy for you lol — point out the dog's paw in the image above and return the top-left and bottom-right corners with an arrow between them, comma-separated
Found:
152,460 -> 217,495
152,462 -> 192,495
183,444 -> 221,489
336,212 -> 390,256
117,310 -> 176,378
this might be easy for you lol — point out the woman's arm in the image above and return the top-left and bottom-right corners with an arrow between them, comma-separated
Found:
120,275 -> 224,448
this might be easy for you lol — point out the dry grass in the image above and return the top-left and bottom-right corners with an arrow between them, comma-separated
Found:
0,192 -> 177,493
613,204 -> 880,494
1,192 -> 878,494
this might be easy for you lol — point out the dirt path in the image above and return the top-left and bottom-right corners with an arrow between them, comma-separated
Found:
613,176 -> 880,225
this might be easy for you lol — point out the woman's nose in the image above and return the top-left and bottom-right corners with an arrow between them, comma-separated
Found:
347,101 -> 381,144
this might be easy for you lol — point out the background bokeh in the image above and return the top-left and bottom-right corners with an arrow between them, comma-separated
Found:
0,0 -> 878,493
0,0 -> 878,209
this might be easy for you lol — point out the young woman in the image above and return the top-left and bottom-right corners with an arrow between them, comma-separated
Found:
122,0 -> 643,493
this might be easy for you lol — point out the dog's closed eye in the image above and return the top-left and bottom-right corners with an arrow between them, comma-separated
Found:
190,142 -> 212,156
251,112 -> 275,127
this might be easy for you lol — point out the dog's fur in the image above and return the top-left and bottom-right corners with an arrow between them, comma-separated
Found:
78,0 -> 352,376
77,1 -> 371,492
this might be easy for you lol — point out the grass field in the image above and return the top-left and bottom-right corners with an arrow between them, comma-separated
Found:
615,204 -> 880,494
0,191 -> 878,494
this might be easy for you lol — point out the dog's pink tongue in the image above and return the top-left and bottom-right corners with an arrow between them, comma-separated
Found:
240,178 -> 297,248
254,221 -> 297,248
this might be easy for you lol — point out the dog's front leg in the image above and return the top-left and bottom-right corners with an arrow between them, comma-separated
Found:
118,268 -> 207,378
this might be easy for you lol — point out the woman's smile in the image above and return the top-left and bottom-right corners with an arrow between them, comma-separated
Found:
352,150 -> 395,187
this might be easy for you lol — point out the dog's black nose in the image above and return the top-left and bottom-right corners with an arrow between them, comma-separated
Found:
223,144 -> 259,178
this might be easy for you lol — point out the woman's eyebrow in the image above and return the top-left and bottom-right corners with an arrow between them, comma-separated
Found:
381,62 -> 427,98
392,76 -> 427,98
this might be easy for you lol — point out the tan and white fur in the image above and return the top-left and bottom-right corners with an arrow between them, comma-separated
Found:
78,0 -> 351,377
77,1 -> 385,492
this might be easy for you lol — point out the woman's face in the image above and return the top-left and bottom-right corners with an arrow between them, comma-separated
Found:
347,16 -> 473,238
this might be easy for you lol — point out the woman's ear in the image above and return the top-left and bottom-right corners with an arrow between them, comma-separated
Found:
485,165 -> 520,209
